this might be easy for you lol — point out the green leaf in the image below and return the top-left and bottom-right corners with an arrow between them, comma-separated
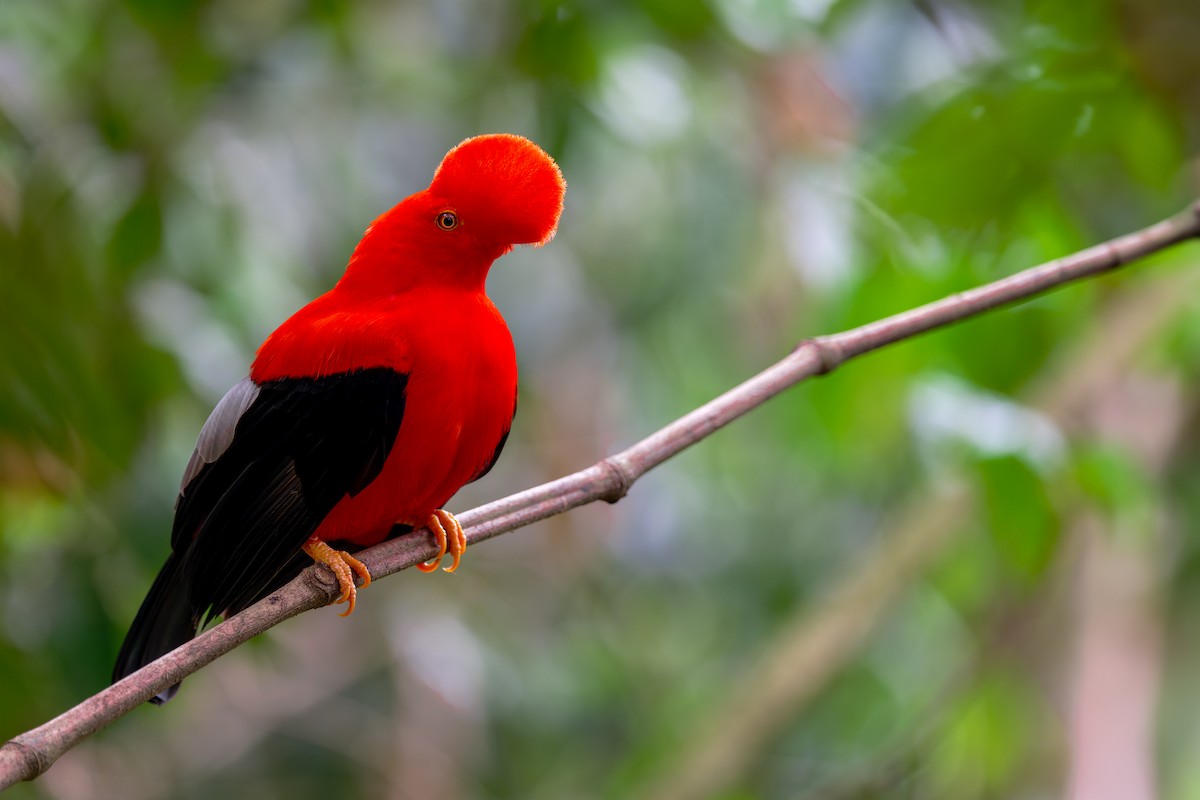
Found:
976,455 -> 1061,581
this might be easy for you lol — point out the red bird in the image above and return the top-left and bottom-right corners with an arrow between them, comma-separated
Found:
113,134 -> 565,702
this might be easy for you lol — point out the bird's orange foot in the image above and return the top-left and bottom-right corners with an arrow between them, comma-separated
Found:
302,535 -> 372,616
414,509 -> 467,574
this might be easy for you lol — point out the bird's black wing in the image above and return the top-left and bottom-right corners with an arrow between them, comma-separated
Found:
113,367 -> 408,699
468,389 -> 517,483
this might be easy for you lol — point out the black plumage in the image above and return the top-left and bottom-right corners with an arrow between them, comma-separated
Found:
113,367 -> 408,702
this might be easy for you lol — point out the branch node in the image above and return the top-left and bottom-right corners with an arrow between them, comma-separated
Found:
798,336 -> 844,375
599,457 -> 635,504
304,563 -> 340,602
2,740 -> 45,781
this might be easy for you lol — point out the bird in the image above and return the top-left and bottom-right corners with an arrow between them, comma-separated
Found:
112,133 -> 565,703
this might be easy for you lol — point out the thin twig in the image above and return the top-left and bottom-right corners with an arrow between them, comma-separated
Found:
1,202 -> 1197,791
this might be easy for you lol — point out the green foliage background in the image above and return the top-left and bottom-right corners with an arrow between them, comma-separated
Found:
1,0 -> 1199,797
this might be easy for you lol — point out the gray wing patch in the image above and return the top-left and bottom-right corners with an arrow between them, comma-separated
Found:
179,378 -> 260,496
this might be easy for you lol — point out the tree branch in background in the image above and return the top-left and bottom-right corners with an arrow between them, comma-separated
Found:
1,203 -> 1197,790
640,259 -> 1200,800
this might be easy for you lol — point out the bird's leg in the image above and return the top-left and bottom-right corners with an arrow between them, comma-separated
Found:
302,535 -> 372,617
414,509 -> 467,573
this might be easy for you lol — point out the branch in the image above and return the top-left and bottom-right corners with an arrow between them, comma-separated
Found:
638,260 -> 1200,800
2,202 -> 1197,790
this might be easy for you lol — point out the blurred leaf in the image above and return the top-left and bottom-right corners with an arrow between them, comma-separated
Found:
976,455 -> 1060,581
638,0 -> 719,41
929,672 -> 1040,796
1071,443 -> 1158,543
514,3 -> 601,85
105,183 -> 163,282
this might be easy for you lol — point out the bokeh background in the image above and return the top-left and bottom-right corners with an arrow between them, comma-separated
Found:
3,0 -> 1200,797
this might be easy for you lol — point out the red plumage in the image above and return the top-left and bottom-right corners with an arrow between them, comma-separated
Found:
113,134 -> 565,700
254,133 -> 563,542
252,286 -> 517,548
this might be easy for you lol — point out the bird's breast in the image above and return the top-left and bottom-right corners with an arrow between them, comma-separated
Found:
313,292 -> 517,546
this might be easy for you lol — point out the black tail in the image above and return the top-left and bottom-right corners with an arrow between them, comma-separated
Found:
112,550 -> 199,704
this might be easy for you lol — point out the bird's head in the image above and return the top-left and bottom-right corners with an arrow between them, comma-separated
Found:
343,134 -> 565,293
429,133 -> 565,249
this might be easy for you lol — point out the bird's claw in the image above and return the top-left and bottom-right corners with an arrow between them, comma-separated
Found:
302,536 -> 372,616
415,509 -> 467,573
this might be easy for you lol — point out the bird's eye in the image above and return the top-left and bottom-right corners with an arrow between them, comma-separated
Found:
436,211 -> 458,231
